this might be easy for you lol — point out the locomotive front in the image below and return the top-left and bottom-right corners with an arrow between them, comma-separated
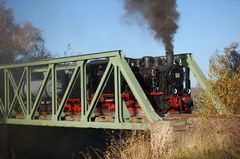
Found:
126,52 -> 194,116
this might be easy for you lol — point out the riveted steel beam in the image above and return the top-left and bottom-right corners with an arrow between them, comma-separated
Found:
55,62 -> 81,120
5,118 -> 150,130
0,50 -> 121,69
0,98 -> 4,115
113,65 -> 123,123
83,61 -> 113,122
184,54 -> 227,115
111,56 -> 161,122
4,70 -> 9,117
26,67 -> 32,115
50,64 -> 57,117
80,61 -> 87,117
7,69 -> 27,117
29,67 -> 52,119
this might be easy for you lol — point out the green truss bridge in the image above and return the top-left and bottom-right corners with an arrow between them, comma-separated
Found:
0,50 -> 225,130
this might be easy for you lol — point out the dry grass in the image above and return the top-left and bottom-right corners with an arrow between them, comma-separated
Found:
168,118 -> 240,159
80,147 -> 104,159
81,116 -> 240,159
104,131 -> 151,159
102,118 -> 240,159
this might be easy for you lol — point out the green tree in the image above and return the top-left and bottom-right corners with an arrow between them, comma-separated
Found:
0,1 -> 50,64
204,42 -> 240,114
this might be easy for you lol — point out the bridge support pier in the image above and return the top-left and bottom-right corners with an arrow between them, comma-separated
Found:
151,119 -> 194,158
150,117 -> 240,158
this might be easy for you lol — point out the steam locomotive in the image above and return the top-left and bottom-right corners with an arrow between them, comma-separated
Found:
88,58 -> 191,116
124,54 -> 193,115
18,52 -> 193,120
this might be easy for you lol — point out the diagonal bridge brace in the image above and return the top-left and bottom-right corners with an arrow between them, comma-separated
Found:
6,69 -> 27,117
168,53 -> 227,115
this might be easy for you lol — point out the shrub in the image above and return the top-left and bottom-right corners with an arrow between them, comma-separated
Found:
198,42 -> 240,115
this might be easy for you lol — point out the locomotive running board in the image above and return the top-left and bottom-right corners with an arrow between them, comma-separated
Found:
0,51 -> 226,130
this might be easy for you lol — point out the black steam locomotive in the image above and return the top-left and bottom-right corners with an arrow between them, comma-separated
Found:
125,55 -> 193,115
60,52 -> 194,119
15,52 -> 193,120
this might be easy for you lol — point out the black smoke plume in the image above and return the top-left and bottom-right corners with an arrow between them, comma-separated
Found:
124,0 -> 179,53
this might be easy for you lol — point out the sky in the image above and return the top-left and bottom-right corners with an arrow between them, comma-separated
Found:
6,0 -> 240,86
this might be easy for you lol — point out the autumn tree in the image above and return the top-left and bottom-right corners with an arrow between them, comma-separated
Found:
203,42 -> 240,114
0,1 -> 50,64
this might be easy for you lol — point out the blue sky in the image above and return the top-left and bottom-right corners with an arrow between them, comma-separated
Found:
6,0 -> 240,86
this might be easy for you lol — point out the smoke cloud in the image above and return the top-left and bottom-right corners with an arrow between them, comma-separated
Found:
124,0 -> 179,53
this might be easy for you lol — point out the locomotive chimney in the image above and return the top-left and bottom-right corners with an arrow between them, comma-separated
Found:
166,51 -> 173,65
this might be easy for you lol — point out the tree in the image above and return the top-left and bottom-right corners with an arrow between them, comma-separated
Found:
204,42 -> 240,114
0,1 -> 50,64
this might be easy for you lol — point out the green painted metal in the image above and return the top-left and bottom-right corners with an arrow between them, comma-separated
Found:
4,70 -> 9,118
56,63 -> 81,120
113,64 -> 123,123
26,67 -> 32,115
5,119 -> 150,130
0,98 -> 4,115
83,61 -> 113,122
0,51 -> 226,130
184,54 -> 227,114
0,50 -> 159,130
111,56 -> 161,122
0,51 -> 121,69
30,67 -> 51,119
80,61 -> 87,117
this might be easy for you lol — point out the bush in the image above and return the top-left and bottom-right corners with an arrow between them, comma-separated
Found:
199,42 -> 240,115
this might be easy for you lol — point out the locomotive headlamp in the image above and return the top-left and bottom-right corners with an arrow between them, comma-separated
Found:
173,88 -> 178,94
174,59 -> 182,65
187,89 -> 191,94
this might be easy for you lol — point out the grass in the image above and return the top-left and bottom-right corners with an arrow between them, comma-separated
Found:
83,117 -> 240,159
104,131 -> 151,159
168,117 -> 240,159
81,115 -> 240,159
